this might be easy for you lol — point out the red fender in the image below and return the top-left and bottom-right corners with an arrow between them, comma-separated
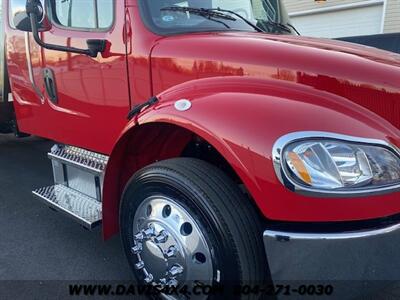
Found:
103,76 -> 400,239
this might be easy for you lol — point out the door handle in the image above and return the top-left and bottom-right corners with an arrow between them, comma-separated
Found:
43,68 -> 58,104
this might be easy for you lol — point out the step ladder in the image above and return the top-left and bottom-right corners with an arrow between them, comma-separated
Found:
32,145 -> 109,229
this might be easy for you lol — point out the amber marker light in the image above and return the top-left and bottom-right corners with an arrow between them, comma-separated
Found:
287,152 -> 312,185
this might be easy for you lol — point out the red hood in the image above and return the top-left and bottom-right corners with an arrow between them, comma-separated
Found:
151,32 -> 400,130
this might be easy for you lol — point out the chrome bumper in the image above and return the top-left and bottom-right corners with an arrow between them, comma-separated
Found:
263,223 -> 400,281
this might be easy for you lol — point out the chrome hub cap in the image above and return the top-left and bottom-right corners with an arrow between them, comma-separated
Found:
132,196 -> 213,293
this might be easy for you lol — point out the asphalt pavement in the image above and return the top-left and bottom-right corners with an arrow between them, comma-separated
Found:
0,134 -> 133,298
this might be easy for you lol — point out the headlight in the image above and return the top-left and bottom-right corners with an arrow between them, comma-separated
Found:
273,132 -> 400,197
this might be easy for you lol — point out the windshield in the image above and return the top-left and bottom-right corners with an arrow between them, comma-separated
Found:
138,0 -> 295,35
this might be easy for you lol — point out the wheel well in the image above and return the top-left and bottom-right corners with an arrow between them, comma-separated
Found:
103,122 -> 257,239
181,136 -> 241,184
115,123 -> 243,194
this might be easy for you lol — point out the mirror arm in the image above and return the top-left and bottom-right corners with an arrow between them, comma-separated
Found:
27,2 -> 106,58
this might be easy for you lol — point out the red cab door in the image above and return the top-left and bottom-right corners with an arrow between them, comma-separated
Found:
19,0 -> 130,154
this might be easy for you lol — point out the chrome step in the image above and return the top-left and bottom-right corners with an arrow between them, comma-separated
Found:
48,145 -> 108,175
32,185 -> 102,229
48,145 -> 108,202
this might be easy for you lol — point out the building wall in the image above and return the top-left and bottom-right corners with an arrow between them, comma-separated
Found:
384,0 -> 400,33
283,0 -> 399,34
284,0 -> 367,12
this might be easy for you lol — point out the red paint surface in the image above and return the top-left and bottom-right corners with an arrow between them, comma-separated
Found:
138,77 -> 400,224
5,1 -> 132,153
4,1 -> 400,237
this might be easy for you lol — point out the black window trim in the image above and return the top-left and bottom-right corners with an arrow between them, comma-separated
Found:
47,0 -> 116,33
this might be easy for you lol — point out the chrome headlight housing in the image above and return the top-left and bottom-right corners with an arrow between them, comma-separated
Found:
273,132 -> 400,197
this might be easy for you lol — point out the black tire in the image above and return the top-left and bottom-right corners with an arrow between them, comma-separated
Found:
120,158 -> 269,299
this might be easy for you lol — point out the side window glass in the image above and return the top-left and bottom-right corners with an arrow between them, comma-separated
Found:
8,0 -> 27,29
70,1 -> 96,28
52,0 -> 114,30
98,0 -> 114,28
54,0 -> 71,27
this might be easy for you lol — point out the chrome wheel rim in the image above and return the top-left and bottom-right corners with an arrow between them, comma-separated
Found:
132,195 -> 214,297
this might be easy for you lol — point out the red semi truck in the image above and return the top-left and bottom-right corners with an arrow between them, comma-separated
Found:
1,0 -> 400,296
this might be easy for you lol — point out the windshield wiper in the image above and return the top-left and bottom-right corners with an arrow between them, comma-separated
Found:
161,6 -> 297,35
161,7 -> 234,29
262,20 -> 300,35
208,8 -> 264,33
211,8 -> 300,35
286,23 -> 301,35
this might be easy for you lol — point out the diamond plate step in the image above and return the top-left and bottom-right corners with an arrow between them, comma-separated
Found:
32,185 -> 102,229
48,145 -> 108,175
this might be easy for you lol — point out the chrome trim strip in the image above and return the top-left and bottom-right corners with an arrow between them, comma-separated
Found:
48,153 -> 105,175
264,222 -> 400,240
24,32 -> 44,103
272,131 -> 400,198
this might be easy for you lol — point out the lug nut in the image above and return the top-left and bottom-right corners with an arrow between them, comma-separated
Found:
164,245 -> 177,258
143,227 -> 156,239
134,232 -> 144,241
155,230 -> 169,244
135,261 -> 145,270
168,264 -> 184,277
144,274 -> 154,284
131,243 -> 142,255
167,278 -> 179,287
